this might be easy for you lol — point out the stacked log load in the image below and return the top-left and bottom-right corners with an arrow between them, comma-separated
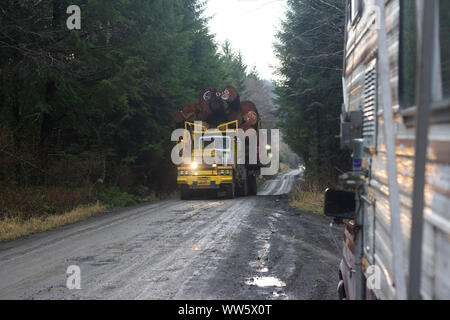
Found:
173,85 -> 260,131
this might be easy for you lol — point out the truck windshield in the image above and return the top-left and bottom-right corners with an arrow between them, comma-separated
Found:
198,135 -> 232,165
199,135 -> 231,152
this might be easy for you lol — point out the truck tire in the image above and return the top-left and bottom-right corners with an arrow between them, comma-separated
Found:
247,174 -> 257,196
243,179 -> 248,196
225,181 -> 235,199
180,185 -> 190,200
237,179 -> 248,197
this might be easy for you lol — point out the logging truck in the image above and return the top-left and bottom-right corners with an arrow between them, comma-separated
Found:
174,86 -> 265,199
324,0 -> 449,300
176,120 -> 261,199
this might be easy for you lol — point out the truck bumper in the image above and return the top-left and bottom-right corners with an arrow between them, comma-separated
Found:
177,176 -> 232,189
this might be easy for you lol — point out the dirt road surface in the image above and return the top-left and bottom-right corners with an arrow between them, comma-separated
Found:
258,169 -> 302,196
0,170 -> 343,300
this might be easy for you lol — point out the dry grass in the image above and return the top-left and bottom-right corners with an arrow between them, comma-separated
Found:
0,186 -> 178,243
0,186 -> 94,220
278,163 -> 292,174
289,184 -> 324,214
0,202 -> 106,242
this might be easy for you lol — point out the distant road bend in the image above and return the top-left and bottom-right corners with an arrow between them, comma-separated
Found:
0,169 -> 342,300
258,169 -> 302,196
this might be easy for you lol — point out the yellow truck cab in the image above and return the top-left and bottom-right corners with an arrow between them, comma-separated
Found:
177,120 -> 259,199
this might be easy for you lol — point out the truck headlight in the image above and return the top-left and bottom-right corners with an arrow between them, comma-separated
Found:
180,171 -> 184,176
220,170 -> 225,175
226,170 -> 230,175
185,171 -> 189,176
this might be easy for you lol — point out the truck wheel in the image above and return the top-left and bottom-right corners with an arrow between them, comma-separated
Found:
225,181 -> 235,199
247,175 -> 257,196
180,185 -> 190,200
243,179 -> 248,196
237,179 -> 248,197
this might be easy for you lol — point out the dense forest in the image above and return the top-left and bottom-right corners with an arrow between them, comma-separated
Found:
0,0 -> 249,218
275,0 -> 350,187
0,0 -> 349,222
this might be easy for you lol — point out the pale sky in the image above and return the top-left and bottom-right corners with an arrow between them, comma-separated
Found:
204,0 -> 287,81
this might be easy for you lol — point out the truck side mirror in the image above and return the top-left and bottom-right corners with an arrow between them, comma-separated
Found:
324,188 -> 355,220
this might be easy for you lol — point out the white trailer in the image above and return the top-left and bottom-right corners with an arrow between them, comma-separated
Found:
325,0 -> 449,300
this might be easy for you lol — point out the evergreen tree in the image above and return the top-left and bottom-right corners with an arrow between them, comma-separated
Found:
274,0 -> 350,187
0,0 -> 250,194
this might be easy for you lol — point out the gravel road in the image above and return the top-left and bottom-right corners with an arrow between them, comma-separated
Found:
0,170 -> 343,300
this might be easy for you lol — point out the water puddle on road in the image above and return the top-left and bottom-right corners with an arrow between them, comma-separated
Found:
249,230 -> 274,274
245,276 -> 286,288
272,291 -> 288,299
245,221 -> 289,298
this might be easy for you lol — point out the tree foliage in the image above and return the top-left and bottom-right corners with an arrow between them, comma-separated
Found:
0,0 -> 248,194
274,0 -> 350,187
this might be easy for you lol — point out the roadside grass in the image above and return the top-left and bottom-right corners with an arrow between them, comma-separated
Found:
289,184 -> 324,214
278,162 -> 292,174
0,202 -> 106,242
0,186 -> 176,243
